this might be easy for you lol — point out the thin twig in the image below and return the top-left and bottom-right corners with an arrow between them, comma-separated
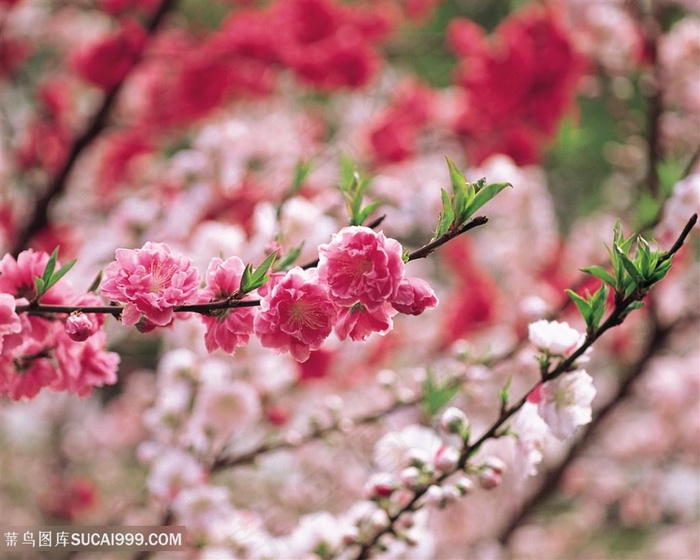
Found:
345,214 -> 696,560
497,311 -> 697,545
14,215 -> 490,318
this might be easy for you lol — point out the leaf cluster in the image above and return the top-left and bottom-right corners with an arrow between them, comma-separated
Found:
33,247 -> 76,303
568,224 -> 673,332
338,156 -> 380,227
240,251 -> 279,294
435,157 -> 510,239
422,370 -> 459,418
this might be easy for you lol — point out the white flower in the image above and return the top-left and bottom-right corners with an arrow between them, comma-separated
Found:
147,449 -> 205,500
284,512 -> 344,557
373,425 -> 442,472
171,485 -> 235,535
439,406 -> 468,435
538,370 -> 596,440
511,402 -> 549,479
528,320 -> 583,356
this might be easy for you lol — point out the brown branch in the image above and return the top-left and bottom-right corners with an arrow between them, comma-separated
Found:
407,216 -> 488,261
10,0 -> 179,257
14,214 -> 491,319
344,214 -> 697,560
497,311 -> 696,545
211,390 -> 431,472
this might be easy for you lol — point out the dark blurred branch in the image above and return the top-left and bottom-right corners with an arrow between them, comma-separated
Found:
634,0 -> 663,198
10,0 -> 179,256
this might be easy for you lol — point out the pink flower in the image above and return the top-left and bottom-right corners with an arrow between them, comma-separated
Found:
0,293 -> 22,353
100,242 -> 200,327
334,302 -> 396,341
538,369 -> 596,440
318,226 -> 405,308
528,319 -> 583,356
390,277 -> 438,315
1,332 -> 59,401
53,331 -> 120,397
254,268 -> 336,362
200,257 -> 255,354
65,313 -> 95,342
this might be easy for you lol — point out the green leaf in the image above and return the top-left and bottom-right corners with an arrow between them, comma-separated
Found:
615,245 -> 643,285
276,244 -> 304,271
33,277 -> 46,299
590,284 -> 609,327
422,370 -> 459,417
354,200 -> 381,226
607,244 -> 624,287
240,251 -> 279,293
290,159 -> 312,194
464,182 -> 511,220
435,188 -> 455,238
626,301 -> 646,313
566,289 -> 593,329
446,156 -> 467,194
581,265 -> 616,287
499,376 -> 513,409
339,155 -> 356,192
445,157 -> 474,223
636,192 -> 660,229
636,237 -> 651,278
648,258 -> 673,284
42,247 -> 59,286
658,159 -> 685,196
44,259 -> 76,292
87,271 -> 103,293
33,247 -> 75,301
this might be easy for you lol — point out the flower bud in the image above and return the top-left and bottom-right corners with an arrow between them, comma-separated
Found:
454,476 -> 474,496
396,513 -> 415,530
439,406 -> 468,435
369,509 -> 389,530
376,369 -> 397,388
433,445 -> 461,473
65,312 -> 95,342
365,473 -> 395,499
405,448 -> 431,468
342,526 -> 359,546
442,485 -> 461,504
399,466 -> 421,489
479,469 -> 502,490
483,456 -> 507,475
424,484 -> 444,507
